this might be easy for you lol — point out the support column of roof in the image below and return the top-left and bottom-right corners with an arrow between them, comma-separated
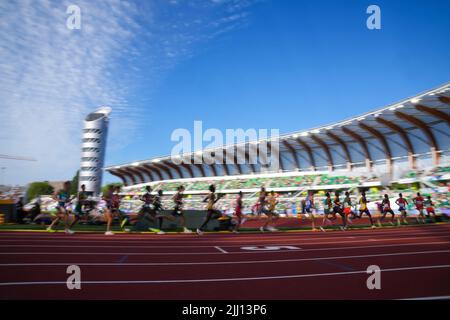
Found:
395,111 -> 440,166
117,168 -> 137,186
415,104 -> 450,124
295,138 -> 315,171
326,132 -> 352,171
358,123 -> 392,174
152,162 -> 174,180
282,140 -> 301,170
342,128 -> 372,171
143,164 -> 163,181
164,160 -> 185,179
135,165 -> 155,182
108,170 -> 127,185
125,167 -> 146,184
376,117 -> 416,169
310,135 -> 333,171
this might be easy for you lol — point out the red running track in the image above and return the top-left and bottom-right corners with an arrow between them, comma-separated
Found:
0,223 -> 450,300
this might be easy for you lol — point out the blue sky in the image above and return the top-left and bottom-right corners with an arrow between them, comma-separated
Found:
0,0 -> 449,185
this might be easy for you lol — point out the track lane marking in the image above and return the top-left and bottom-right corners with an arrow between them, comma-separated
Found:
0,224 -> 448,241
1,232 -> 450,247
1,241 -> 449,255
1,249 -> 448,266
1,264 -> 449,286
214,246 -> 228,254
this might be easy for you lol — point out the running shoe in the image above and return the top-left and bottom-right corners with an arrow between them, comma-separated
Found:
183,228 -> 193,234
371,225 -> 377,229
196,228 -> 203,235
320,226 -> 326,232
259,226 -> 265,233
232,230 -> 239,234
65,229 -> 75,235
266,226 -> 278,232
105,231 -> 114,236
241,218 -> 248,225
149,228 -> 160,233
157,230 -> 166,235
46,227 -> 56,233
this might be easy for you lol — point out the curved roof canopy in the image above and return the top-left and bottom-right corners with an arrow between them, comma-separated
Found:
106,83 -> 450,186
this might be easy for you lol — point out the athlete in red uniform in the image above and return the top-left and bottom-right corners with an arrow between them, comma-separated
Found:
413,192 -> 426,223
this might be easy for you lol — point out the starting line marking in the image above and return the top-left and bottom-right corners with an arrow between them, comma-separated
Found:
1,264 -> 449,286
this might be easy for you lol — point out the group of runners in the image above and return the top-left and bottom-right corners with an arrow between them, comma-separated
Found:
45,181 -> 438,235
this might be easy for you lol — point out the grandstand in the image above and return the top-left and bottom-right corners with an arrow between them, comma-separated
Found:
105,83 -> 450,215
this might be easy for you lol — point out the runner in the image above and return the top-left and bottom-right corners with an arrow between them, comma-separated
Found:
413,192 -> 426,223
102,185 -> 115,235
169,185 -> 192,233
197,184 -> 225,235
233,191 -> 245,233
343,191 -> 355,227
68,184 -> 89,231
358,191 -> 376,228
153,190 -> 167,234
424,195 -> 437,221
395,193 -> 409,225
260,190 -> 279,232
304,191 -> 318,231
379,194 -> 396,226
333,191 -> 347,231
320,192 -> 334,232
257,187 -> 267,217
47,181 -> 73,234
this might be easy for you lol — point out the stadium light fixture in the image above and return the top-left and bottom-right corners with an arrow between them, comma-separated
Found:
152,159 -> 160,163
311,129 -> 321,134
357,117 -> 366,121
292,134 -> 299,138
300,132 -> 309,137
410,98 -> 421,104
114,166 -> 121,169
132,162 -> 140,166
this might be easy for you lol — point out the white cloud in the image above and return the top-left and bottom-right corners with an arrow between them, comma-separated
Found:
0,0 -> 257,185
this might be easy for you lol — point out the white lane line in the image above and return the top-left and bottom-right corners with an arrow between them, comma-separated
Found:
1,249 -> 448,267
0,225 -> 448,242
214,246 -> 228,254
400,295 -> 450,300
1,241 -> 449,255
1,264 -> 449,286
1,234 -> 449,250
1,233 -> 450,248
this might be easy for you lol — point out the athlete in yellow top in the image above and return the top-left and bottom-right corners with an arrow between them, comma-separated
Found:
260,191 -> 279,232
358,191 -> 375,228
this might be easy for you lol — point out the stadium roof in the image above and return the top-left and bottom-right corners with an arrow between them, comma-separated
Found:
106,82 -> 450,186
